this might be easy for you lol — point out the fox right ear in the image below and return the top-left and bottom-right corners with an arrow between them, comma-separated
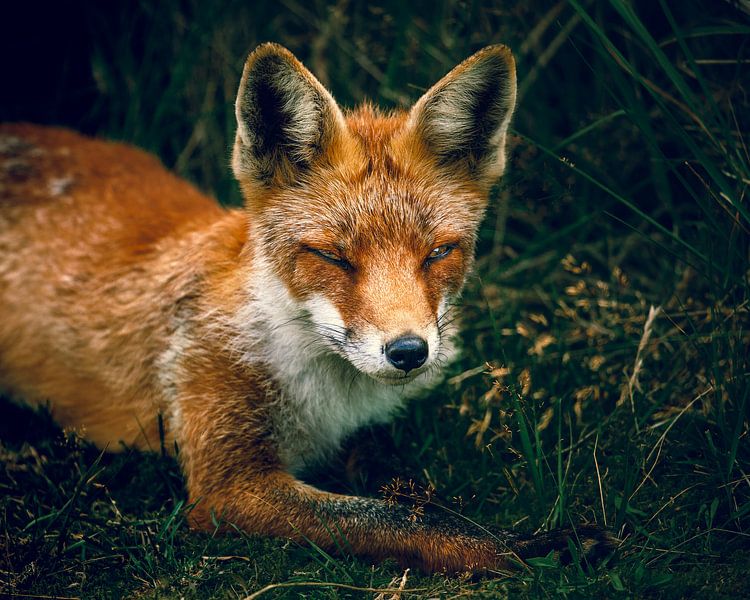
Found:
232,43 -> 348,191
405,45 -> 517,188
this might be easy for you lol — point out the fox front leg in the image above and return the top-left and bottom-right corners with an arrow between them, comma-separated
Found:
174,367 -> 613,573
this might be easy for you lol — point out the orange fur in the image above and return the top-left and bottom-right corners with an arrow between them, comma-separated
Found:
0,45 -> 612,573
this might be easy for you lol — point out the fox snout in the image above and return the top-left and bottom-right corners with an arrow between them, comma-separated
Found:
344,322 -> 442,384
384,335 -> 428,373
301,291 -> 446,384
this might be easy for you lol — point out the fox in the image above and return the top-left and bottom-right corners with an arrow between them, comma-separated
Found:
0,43 -> 613,573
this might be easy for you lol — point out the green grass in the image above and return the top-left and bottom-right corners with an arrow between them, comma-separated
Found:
1,0 -> 749,597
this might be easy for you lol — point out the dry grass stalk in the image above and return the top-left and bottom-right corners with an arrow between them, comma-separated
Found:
618,304 -> 662,413
374,568 -> 410,600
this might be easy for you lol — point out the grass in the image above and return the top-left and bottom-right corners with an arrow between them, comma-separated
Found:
1,0 -> 749,597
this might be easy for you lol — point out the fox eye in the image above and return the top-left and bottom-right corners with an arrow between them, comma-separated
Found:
426,244 -> 454,263
310,248 -> 353,271
316,248 -> 340,261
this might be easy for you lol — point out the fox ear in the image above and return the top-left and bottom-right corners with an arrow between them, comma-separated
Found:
406,45 -> 517,186
232,43 -> 347,189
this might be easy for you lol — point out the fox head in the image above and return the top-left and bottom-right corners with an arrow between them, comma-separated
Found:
232,43 -> 516,385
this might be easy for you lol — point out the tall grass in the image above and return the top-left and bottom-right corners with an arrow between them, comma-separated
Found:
1,0 -> 749,597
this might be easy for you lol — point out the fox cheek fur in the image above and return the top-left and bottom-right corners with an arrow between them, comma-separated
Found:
0,43 -> 616,572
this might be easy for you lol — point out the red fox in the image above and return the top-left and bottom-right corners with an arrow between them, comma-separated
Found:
0,43 -> 612,573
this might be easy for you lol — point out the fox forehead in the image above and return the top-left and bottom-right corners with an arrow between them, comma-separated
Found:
255,180 -> 482,278
256,109 -> 487,250
301,185 -> 475,244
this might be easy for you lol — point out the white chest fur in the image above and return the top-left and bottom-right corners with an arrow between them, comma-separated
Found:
268,352 -> 412,474
233,257 -> 446,475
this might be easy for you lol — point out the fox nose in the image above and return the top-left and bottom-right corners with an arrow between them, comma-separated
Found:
385,335 -> 428,373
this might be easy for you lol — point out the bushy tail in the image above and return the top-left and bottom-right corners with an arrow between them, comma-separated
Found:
511,524 -> 618,566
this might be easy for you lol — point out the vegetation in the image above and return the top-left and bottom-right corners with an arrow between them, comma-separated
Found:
1,0 -> 749,597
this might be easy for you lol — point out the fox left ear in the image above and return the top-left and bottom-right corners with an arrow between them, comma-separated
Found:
232,43 -> 349,192
406,45 -> 517,186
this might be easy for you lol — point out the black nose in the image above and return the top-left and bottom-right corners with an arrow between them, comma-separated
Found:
385,335 -> 428,373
